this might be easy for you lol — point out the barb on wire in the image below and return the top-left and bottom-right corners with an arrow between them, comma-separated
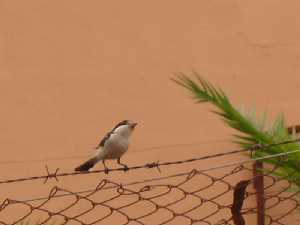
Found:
249,143 -> 265,157
44,165 -> 59,184
145,160 -> 161,173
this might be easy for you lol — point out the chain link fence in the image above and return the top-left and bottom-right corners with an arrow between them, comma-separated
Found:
0,159 -> 299,225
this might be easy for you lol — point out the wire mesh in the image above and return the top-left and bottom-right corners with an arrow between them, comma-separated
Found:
0,162 -> 299,225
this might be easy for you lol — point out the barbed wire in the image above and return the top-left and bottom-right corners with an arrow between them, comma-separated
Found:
0,157 -> 299,224
0,150 -> 300,217
0,138 -> 299,185
15,146 -> 300,205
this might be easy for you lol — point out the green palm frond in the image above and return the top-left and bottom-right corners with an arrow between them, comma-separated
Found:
173,72 -> 300,187
173,73 -> 270,144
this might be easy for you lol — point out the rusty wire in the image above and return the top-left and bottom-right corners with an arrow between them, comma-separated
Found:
0,153 -> 299,224
0,138 -> 299,185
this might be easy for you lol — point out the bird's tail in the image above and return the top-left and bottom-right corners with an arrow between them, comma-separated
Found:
75,156 -> 99,171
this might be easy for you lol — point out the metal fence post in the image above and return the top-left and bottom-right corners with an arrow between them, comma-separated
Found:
253,161 -> 265,225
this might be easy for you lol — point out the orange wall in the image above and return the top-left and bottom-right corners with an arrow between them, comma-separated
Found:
1,1 -> 300,224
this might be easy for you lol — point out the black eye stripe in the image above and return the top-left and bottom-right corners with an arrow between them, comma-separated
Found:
111,120 -> 130,131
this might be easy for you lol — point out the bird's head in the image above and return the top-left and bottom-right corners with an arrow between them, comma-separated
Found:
113,120 -> 138,137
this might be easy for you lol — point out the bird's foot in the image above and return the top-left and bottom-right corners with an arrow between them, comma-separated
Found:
104,167 -> 109,174
122,165 -> 129,172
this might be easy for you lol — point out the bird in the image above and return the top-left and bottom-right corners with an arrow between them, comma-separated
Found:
75,120 -> 137,173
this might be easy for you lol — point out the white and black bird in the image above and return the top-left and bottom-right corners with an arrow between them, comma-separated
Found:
75,120 -> 137,172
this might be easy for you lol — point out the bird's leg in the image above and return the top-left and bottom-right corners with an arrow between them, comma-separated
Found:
117,158 -> 128,172
102,160 -> 109,174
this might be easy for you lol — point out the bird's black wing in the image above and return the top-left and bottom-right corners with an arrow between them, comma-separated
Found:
95,131 -> 112,149
94,120 -> 128,149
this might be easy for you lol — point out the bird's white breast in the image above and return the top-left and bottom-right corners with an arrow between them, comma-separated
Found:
100,133 -> 129,159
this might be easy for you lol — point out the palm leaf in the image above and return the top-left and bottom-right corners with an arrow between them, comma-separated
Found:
173,72 -> 300,189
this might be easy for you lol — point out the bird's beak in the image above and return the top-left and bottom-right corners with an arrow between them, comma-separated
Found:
131,122 -> 138,128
